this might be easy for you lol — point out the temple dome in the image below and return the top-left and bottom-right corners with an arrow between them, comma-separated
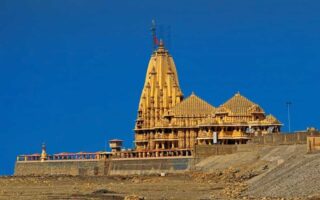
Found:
170,93 -> 215,117
219,92 -> 264,116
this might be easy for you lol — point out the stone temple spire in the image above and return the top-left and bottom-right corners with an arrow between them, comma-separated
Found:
136,41 -> 183,129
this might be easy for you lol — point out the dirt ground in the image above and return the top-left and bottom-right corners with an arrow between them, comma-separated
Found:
1,145 -> 320,200
0,173 -> 290,200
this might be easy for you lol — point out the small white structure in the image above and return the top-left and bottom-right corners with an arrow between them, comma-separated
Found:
109,139 -> 123,152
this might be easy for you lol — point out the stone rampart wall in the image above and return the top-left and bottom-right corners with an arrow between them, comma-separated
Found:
15,160 -> 105,176
195,145 -> 237,159
108,158 -> 192,175
14,158 -> 192,176
250,132 -> 309,145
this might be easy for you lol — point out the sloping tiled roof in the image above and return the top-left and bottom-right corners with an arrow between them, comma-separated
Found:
170,93 -> 215,116
219,92 -> 264,116
215,106 -> 231,114
263,114 -> 282,124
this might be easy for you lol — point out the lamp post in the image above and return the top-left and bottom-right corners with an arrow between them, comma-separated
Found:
286,102 -> 292,133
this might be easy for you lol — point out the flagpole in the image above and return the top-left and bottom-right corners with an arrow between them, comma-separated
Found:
151,20 -> 159,51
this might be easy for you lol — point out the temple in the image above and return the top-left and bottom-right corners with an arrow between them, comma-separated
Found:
134,40 -> 282,157
16,38 -> 282,163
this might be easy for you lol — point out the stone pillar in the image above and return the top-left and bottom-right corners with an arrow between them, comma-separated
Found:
186,130 -> 190,148
190,129 -> 195,149
150,132 -> 154,150
208,128 -> 213,138
178,130 -> 184,148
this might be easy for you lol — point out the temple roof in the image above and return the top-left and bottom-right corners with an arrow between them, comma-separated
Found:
262,114 -> 282,125
170,93 -> 215,116
219,92 -> 264,116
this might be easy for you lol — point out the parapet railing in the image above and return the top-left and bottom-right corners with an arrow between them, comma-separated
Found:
17,148 -> 194,162
16,152 -> 112,162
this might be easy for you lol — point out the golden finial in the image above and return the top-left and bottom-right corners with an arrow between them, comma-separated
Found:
157,39 -> 165,52
159,39 -> 164,47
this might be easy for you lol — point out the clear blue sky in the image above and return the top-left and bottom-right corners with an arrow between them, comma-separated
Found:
0,0 -> 319,175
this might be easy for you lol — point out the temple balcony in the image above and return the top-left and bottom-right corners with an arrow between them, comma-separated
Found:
198,132 -> 212,138
153,135 -> 178,140
135,134 -> 148,140
134,139 -> 149,143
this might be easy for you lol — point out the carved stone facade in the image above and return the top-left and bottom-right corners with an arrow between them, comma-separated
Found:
134,42 -> 282,155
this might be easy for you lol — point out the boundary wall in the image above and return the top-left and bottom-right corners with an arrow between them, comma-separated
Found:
108,157 -> 193,175
15,160 -> 106,176
194,144 -> 260,159
15,157 -> 193,176
250,132 -> 309,145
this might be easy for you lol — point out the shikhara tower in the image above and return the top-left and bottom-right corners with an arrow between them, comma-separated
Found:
136,40 -> 183,129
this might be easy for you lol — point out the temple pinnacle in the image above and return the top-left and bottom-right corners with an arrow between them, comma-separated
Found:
159,39 -> 164,47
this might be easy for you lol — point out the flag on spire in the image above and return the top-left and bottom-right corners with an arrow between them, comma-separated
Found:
153,34 -> 159,46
